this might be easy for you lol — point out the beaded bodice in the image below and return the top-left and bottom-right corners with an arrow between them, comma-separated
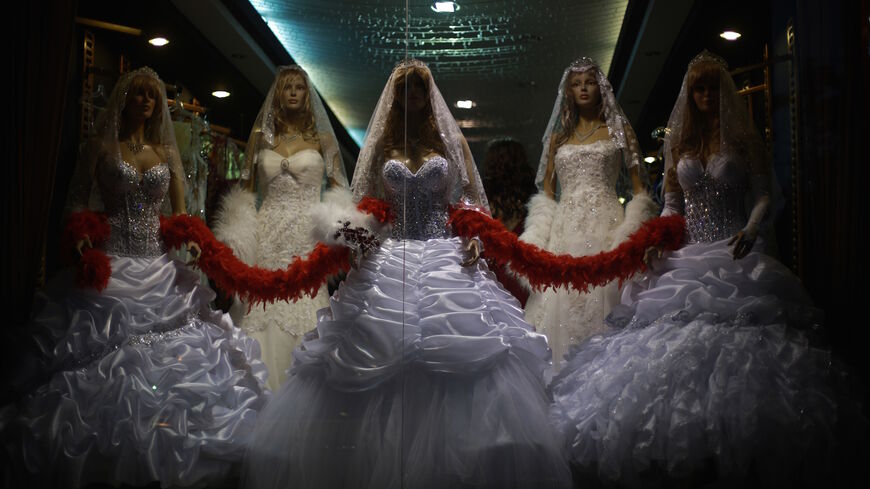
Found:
554,139 -> 621,200
382,156 -> 451,240
679,153 -> 748,243
98,156 -> 170,257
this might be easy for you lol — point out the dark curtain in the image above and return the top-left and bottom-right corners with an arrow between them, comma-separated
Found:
795,0 -> 870,368
1,3 -> 77,401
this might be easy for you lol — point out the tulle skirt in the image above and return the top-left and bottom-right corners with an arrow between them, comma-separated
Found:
244,237 -> 572,489
15,253 -> 268,488
550,239 -> 867,488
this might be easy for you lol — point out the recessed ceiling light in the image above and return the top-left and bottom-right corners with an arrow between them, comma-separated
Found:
431,2 -> 459,13
644,156 -> 656,164
148,37 -> 169,47
720,30 -> 741,41
212,90 -> 231,98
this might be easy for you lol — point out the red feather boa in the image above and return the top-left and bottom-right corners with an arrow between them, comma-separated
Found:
63,210 -> 112,291
160,214 -> 349,306
447,207 -> 685,293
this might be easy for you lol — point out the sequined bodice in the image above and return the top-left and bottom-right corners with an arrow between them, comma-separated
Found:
98,157 -> 170,257
258,149 -> 324,202
678,153 -> 748,243
382,156 -> 451,240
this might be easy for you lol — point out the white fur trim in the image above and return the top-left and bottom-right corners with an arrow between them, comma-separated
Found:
519,193 -> 557,249
311,187 -> 387,246
212,186 -> 258,265
608,192 -> 659,249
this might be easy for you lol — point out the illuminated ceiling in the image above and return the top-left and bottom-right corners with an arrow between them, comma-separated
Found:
249,0 -> 629,155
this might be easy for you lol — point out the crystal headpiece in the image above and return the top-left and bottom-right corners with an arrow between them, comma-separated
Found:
394,58 -> 428,70
688,50 -> 728,70
568,56 -> 598,71
123,66 -> 161,82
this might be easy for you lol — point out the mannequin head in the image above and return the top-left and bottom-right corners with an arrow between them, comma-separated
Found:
272,66 -> 316,139
120,73 -> 164,142
383,62 -> 445,159
676,59 -> 724,158
555,64 -> 607,147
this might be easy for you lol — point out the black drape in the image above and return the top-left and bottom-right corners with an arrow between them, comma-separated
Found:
2,3 -> 78,401
795,0 -> 870,368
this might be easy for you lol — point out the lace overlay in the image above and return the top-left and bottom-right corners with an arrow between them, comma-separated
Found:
383,157 -> 452,240
679,154 -> 747,243
525,140 -> 624,366
100,157 -> 169,257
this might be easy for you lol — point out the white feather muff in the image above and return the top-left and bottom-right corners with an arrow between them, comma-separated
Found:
310,186 -> 390,246
608,191 -> 659,250
519,193 -> 557,249
212,186 -> 259,265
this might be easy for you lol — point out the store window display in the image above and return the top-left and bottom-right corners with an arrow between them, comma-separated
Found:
242,59 -> 571,489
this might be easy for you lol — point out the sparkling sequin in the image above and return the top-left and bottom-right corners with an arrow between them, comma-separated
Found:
683,171 -> 746,243
99,157 -> 170,257
383,157 -> 451,240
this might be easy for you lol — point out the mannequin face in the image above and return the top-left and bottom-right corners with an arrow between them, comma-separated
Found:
281,73 -> 308,112
568,71 -> 601,111
691,76 -> 719,114
395,73 -> 427,113
125,76 -> 157,121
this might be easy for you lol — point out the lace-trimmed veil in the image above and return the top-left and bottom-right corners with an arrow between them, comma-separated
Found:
535,57 -> 642,197
241,65 -> 348,200
663,51 -> 770,198
66,67 -> 184,215
351,59 -> 489,211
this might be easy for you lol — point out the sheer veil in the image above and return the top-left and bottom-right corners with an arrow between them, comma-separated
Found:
663,51 -> 770,199
241,65 -> 348,199
66,66 -> 183,215
535,57 -> 642,195
350,59 -> 489,211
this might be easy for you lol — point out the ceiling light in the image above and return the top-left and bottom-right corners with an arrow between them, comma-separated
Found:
431,2 -> 459,13
148,37 -> 169,47
719,30 -> 741,41
455,100 -> 475,109
644,156 -> 656,164
212,90 -> 231,98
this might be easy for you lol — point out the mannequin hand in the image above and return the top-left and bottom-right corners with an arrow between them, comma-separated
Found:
727,230 -> 755,260
76,235 -> 93,257
462,239 -> 481,267
186,241 -> 202,265
643,246 -> 662,266
350,248 -> 361,270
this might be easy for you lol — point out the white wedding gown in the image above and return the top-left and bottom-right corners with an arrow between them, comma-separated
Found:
241,148 -> 330,390
14,155 -> 267,488
549,152 -> 867,487
243,156 -> 572,489
525,139 -> 626,365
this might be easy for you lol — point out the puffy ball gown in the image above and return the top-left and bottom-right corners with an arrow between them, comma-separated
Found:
14,154 -> 268,488
243,156 -> 572,489
549,152 -> 867,488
